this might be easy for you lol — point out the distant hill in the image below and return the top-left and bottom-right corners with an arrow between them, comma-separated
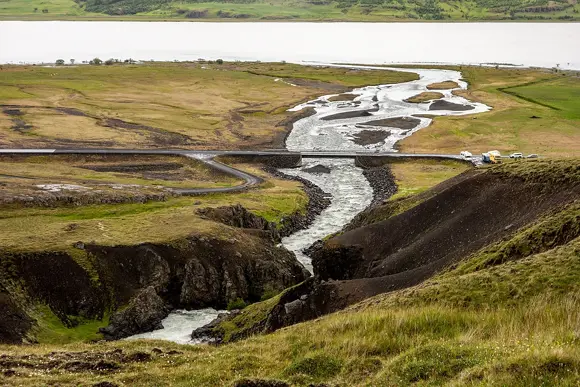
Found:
1,0 -> 579,21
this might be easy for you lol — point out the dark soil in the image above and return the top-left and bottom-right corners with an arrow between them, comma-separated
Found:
81,162 -> 183,173
196,204 -> 281,242
0,289 -> 33,344
351,130 -> 390,146
10,119 -> 33,133
360,116 -> 421,129
302,164 -> 331,174
321,107 -> 379,121
429,100 -> 475,111
2,108 -> 23,116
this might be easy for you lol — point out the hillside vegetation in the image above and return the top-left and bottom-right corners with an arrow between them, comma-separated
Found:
0,62 -> 415,150
400,67 -> 580,158
1,0 -> 579,20
0,159 -> 579,386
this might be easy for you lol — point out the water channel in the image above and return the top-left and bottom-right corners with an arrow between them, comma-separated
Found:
1,22 -> 579,70
128,64 -> 490,342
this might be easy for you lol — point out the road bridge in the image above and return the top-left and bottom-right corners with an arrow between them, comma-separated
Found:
0,148 -> 477,195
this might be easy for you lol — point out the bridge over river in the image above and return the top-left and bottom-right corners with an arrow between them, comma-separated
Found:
0,148 -> 477,194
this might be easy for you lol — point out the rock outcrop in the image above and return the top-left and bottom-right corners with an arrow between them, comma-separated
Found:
99,286 -> 170,340
0,208 -> 309,343
197,204 -> 281,241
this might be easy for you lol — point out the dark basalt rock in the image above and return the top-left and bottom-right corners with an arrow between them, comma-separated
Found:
429,100 -> 475,111
360,116 -> 421,129
351,130 -> 390,146
99,286 -> 170,340
302,164 -> 332,174
197,204 -> 281,241
320,107 -> 379,121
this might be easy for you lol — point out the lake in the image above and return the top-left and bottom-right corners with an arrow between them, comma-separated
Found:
1,21 -> 579,69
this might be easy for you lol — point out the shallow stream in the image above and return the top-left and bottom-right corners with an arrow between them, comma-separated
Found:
280,65 -> 489,271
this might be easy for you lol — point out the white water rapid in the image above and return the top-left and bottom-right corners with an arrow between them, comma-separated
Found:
126,308 -> 224,344
280,65 -> 490,272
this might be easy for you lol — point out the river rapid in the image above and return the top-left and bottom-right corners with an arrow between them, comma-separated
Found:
280,65 -> 489,271
127,64 -> 489,343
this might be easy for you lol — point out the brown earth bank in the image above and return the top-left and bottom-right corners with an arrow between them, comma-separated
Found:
327,93 -> 358,102
196,159 -> 580,342
404,91 -> 445,103
0,212 -> 309,343
426,81 -> 460,90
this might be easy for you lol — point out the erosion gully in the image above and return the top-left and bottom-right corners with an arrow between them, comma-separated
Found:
128,65 -> 490,343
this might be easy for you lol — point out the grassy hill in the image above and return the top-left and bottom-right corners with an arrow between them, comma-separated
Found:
1,0 -> 579,21
0,159 -> 579,386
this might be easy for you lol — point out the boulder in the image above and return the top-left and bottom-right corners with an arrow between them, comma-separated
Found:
99,286 -> 169,340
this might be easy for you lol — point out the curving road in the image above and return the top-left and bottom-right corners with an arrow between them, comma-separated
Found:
0,148 -> 477,195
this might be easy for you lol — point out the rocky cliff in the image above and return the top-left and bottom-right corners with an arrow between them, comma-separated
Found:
0,208 -> 309,343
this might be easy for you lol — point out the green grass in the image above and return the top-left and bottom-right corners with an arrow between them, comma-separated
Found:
32,305 -> 108,344
0,62 -> 415,149
505,76 -> 580,119
1,0 -> 579,20
388,159 -> 470,201
1,189 -> 580,385
0,172 -> 307,252
400,67 -> 580,158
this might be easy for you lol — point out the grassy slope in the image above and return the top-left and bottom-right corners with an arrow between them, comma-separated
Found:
0,62 -> 415,149
1,0 -> 579,21
0,171 -> 306,252
1,168 -> 579,385
388,159 -> 470,200
400,67 -> 580,158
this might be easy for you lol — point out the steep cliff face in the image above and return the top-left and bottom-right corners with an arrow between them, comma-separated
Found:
0,213 -> 309,343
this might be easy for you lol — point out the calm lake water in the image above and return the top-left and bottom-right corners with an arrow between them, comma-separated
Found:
0,21 -> 579,69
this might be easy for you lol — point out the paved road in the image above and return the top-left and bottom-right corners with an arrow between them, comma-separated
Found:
175,154 -> 263,195
0,148 -> 477,194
